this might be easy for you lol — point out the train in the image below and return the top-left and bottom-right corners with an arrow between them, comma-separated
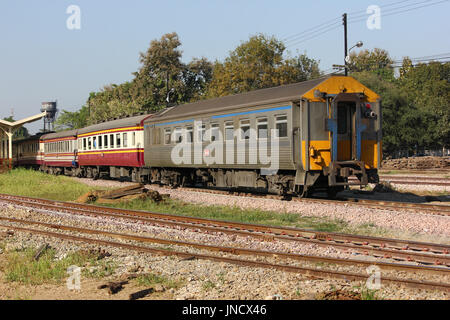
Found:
11,75 -> 382,197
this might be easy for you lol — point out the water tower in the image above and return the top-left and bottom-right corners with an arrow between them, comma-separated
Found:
40,101 -> 58,132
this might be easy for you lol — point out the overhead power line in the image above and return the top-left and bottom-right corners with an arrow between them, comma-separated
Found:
282,16 -> 340,42
282,0 -> 433,46
392,55 -> 450,63
282,0 -> 449,49
348,0 -> 450,24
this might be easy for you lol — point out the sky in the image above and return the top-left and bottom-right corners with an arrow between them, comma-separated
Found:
1,0 -> 449,134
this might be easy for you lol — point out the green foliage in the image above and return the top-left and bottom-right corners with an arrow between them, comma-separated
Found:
207,34 -> 321,97
348,48 -> 394,81
399,61 -> 450,148
55,105 -> 89,130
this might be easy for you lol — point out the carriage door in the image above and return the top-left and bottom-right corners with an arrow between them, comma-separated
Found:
336,101 -> 356,160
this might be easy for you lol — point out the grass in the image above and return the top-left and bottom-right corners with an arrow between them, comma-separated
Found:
134,273 -> 181,289
104,198 -> 349,233
360,288 -> 382,300
0,168 -> 101,201
1,246 -> 117,285
202,280 -> 216,291
4,247 -> 93,285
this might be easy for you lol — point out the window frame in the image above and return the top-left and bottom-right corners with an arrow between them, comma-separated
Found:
224,121 -> 234,141
274,114 -> 288,139
239,119 -> 251,141
210,123 -> 220,142
257,117 -> 268,140
123,132 -> 128,148
164,128 -> 171,145
116,133 -> 121,148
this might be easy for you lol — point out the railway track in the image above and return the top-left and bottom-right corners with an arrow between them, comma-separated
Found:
164,185 -> 450,216
0,193 -> 449,268
349,176 -> 450,187
0,215 -> 449,293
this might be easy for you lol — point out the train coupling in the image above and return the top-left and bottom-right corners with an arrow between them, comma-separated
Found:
323,160 -> 369,186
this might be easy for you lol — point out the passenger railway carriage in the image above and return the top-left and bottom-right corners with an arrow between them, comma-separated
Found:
76,114 -> 152,180
12,75 -> 382,197
142,75 -> 381,197
12,134 -> 45,168
41,130 -> 78,175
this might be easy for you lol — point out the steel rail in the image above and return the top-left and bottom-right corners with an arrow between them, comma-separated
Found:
337,198 -> 450,215
348,177 -> 450,187
0,193 -> 449,266
1,221 -> 449,292
172,185 -> 450,216
0,215 -> 449,276
378,176 -> 450,182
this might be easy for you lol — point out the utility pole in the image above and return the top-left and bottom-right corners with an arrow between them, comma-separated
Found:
343,13 -> 348,76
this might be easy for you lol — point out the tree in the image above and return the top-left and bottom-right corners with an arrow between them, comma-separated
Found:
132,32 -> 184,108
206,34 -> 320,97
399,61 -> 450,149
87,32 -> 214,125
352,71 -> 413,155
55,105 -> 89,130
348,48 -> 394,81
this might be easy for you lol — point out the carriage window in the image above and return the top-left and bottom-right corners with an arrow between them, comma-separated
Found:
98,135 -> 102,149
116,133 -> 121,148
225,122 -> 234,141
164,128 -> 171,144
174,127 -> 182,143
88,137 -> 92,150
197,124 -> 205,142
132,132 -> 136,146
210,123 -> 219,142
275,115 -> 288,138
104,135 -> 108,149
93,137 -> 97,149
257,118 -> 268,139
110,134 -> 114,148
186,126 -> 193,143
240,119 -> 251,140
123,133 -> 128,148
